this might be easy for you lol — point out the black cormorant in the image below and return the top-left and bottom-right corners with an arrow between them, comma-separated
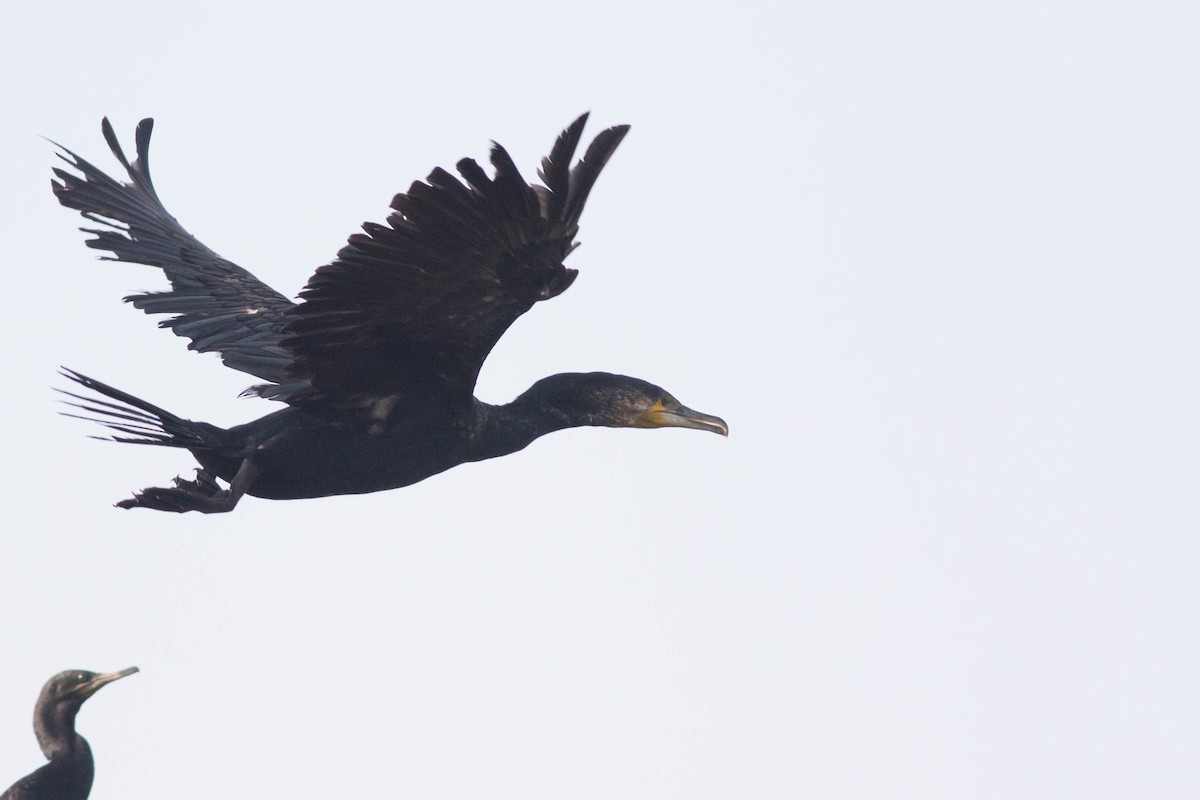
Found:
1,668 -> 138,800
53,115 -> 727,513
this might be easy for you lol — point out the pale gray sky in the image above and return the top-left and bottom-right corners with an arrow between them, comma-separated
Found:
1,1 -> 1198,798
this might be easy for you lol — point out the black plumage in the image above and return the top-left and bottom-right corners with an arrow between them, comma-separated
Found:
54,115 -> 727,513
1,668 -> 138,800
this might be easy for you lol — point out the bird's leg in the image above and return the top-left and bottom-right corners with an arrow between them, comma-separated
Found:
115,459 -> 260,514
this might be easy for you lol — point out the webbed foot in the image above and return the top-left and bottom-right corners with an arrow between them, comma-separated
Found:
116,469 -> 239,513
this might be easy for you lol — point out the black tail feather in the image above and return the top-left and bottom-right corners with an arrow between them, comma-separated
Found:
57,368 -> 208,449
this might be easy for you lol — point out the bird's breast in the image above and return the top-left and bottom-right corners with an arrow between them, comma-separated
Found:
235,409 -> 473,500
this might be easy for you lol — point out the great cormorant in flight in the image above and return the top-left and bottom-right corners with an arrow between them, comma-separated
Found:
1,668 -> 138,800
53,115 -> 727,513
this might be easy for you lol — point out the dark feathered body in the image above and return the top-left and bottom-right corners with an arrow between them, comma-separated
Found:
1,749 -> 93,800
63,371 -> 657,502
195,402 -> 478,500
54,117 -> 727,512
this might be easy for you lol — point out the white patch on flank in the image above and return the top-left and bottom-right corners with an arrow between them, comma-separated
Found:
368,395 -> 400,421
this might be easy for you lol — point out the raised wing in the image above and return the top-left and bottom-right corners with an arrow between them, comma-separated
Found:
51,118 -> 298,390
282,113 -> 630,406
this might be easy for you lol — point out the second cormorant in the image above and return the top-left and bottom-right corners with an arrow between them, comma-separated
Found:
54,115 -> 727,513
1,668 -> 138,800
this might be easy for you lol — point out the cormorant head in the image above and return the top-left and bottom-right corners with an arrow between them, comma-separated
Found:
33,667 -> 138,758
523,372 -> 728,435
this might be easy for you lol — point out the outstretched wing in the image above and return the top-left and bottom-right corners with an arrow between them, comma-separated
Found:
51,118 -> 298,390
283,113 -> 630,406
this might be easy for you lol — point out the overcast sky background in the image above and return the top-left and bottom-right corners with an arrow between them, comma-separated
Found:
1,1 -> 1197,798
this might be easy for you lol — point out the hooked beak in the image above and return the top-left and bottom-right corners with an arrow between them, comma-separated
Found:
75,666 -> 139,700
636,401 -> 729,436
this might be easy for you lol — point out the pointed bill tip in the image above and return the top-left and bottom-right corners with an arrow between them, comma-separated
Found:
639,403 -> 729,436
75,666 -> 139,701
680,407 -> 729,437
93,666 -> 139,687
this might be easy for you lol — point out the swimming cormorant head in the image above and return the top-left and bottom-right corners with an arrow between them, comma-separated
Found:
517,373 -> 729,436
33,668 -> 138,760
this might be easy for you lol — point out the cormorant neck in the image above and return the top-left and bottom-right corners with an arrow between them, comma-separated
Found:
471,394 -> 579,460
34,701 -> 86,762
469,372 -> 672,461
